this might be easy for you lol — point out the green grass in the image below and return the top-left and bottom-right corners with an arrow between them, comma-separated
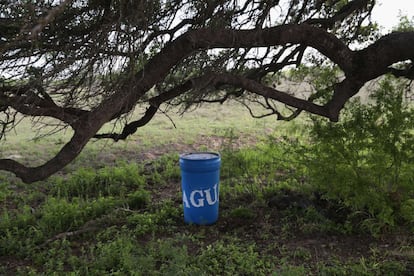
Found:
1,101 -> 302,172
1,101 -> 413,274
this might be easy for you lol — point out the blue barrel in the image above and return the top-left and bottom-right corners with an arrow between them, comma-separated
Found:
179,152 -> 221,225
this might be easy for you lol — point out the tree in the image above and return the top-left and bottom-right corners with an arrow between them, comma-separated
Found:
0,0 -> 413,183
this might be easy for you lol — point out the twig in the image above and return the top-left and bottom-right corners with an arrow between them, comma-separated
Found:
159,108 -> 177,129
29,0 -> 73,39
40,226 -> 99,247
116,207 -> 141,213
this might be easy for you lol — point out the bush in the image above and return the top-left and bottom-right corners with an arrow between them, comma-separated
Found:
400,199 -> 414,224
307,75 -> 414,231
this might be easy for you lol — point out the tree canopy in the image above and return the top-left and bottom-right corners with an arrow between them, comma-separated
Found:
1,0 -> 414,183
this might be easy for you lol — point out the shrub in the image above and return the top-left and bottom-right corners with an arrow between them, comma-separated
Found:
307,75 -> 414,231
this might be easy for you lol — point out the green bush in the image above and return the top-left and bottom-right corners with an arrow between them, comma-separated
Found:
400,199 -> 414,224
307,75 -> 414,231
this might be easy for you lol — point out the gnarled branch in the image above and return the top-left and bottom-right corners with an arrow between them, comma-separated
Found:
1,8 -> 414,182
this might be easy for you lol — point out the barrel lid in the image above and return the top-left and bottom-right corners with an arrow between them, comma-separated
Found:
180,152 -> 220,160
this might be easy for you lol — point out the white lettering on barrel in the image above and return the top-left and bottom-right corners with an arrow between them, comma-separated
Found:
183,183 -> 219,208
182,191 -> 190,208
204,183 -> 218,205
190,190 -> 205,207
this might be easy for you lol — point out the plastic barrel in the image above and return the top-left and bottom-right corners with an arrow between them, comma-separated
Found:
179,152 -> 221,225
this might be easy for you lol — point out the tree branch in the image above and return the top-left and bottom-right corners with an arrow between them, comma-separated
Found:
95,71 -> 330,141
306,0 -> 371,29
1,20 -> 414,182
94,80 -> 194,140
29,0 -> 73,39
0,84 -> 88,128
389,65 -> 414,80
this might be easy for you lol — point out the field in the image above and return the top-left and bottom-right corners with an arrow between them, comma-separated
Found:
1,101 -> 414,275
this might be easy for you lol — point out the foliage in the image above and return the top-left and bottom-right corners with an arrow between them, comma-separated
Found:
51,162 -> 146,199
2,89 -> 414,274
195,240 -> 273,275
400,199 -> 414,225
4,0 -> 414,183
317,257 -> 407,275
1,135 -> 413,274
288,65 -> 344,105
393,14 -> 414,32
220,135 -> 307,202
307,75 -> 414,232
38,197 -> 117,234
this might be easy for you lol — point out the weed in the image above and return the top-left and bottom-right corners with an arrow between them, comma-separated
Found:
0,182 -> 11,202
291,246 -> 312,262
317,257 -> 407,275
127,189 -> 151,209
273,264 -> 306,276
146,153 -> 181,185
38,197 -> 118,235
87,235 -> 195,274
195,240 -> 274,275
127,200 -> 181,236
51,162 -> 145,199
400,199 -> 414,226
1,96 -> 414,274
229,206 -> 256,220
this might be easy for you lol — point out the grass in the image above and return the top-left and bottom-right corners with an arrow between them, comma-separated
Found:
1,101 -> 413,274
0,101 -> 295,171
